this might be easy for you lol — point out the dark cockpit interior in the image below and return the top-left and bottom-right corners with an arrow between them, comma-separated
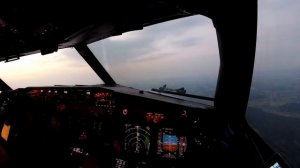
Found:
0,0 -> 291,168
1,86 -> 217,167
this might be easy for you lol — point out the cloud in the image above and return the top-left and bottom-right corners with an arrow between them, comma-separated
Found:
89,15 -> 219,72
88,15 -> 216,64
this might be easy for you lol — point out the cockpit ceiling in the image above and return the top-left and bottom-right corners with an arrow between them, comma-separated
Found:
0,0 -> 215,62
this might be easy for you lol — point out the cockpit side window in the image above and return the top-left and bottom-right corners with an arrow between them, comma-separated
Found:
247,0 -> 300,167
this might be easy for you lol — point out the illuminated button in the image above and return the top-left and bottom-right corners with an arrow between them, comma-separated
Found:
122,109 -> 128,116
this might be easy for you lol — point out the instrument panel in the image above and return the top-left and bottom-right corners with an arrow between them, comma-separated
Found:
0,86 -> 220,168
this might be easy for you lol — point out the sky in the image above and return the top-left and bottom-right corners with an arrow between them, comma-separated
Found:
254,0 -> 300,76
0,0 -> 299,95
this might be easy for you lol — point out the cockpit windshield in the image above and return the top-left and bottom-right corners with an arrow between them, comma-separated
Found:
0,48 -> 104,89
88,15 -> 219,98
0,15 -> 219,100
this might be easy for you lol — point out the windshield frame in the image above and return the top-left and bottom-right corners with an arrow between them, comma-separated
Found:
75,44 -> 116,86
